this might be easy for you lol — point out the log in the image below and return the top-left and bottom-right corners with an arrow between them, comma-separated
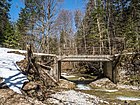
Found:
37,62 -> 52,70
43,59 -> 54,65
42,69 -> 58,85
33,53 -> 56,57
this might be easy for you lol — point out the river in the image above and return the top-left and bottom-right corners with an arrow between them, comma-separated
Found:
61,73 -> 140,104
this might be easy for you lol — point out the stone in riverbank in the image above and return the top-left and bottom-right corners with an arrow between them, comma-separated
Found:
0,89 -> 45,105
89,78 -> 116,89
89,78 -> 140,90
117,84 -> 140,90
58,79 -> 76,89
116,54 -> 140,86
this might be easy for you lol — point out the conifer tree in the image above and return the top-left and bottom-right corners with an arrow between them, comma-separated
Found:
124,0 -> 140,51
0,0 -> 11,46
0,0 -> 20,48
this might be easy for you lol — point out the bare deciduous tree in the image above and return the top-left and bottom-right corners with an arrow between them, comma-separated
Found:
35,0 -> 59,53
56,9 -> 73,55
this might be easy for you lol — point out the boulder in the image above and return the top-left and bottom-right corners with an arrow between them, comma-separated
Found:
22,81 -> 38,91
89,78 -> 116,89
58,79 -> 76,89
22,81 -> 45,101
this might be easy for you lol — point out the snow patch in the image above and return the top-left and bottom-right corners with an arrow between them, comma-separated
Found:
95,89 -> 118,92
117,96 -> 140,101
61,73 -> 76,78
0,47 -> 28,94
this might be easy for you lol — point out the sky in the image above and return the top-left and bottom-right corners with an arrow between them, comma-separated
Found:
9,0 -> 87,22
9,0 -> 25,22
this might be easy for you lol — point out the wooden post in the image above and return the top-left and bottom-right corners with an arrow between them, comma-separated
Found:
26,44 -> 33,75
93,47 -> 95,55
26,44 -> 33,61
57,61 -> 61,81
53,57 -> 57,80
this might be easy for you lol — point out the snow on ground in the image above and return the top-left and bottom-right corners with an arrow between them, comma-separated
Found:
61,73 -> 76,78
0,47 -> 28,94
95,89 -> 118,92
117,96 -> 140,101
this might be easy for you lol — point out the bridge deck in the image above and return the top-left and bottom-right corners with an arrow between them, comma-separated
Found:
58,55 -> 113,62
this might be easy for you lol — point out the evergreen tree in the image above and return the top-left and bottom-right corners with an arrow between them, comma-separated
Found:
3,22 -> 14,48
0,0 -> 20,48
49,35 -> 59,54
76,0 -> 109,54
17,8 -> 31,49
0,0 -> 11,45
124,0 -> 140,51
75,0 -> 140,54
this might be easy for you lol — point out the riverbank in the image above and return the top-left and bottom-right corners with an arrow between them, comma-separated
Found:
45,77 -> 140,105
0,88 -> 46,105
89,78 -> 140,90
47,90 -> 109,105
61,73 -> 140,104
0,47 -> 139,105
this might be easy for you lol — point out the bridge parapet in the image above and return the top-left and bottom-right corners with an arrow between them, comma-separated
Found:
57,55 -> 113,62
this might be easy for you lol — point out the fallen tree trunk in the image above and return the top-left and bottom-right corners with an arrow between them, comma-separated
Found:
37,62 -> 52,71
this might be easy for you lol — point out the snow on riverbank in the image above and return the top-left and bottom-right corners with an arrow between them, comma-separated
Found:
117,96 -> 140,101
0,47 -> 28,94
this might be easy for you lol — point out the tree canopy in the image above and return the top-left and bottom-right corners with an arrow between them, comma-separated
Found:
0,0 -> 139,53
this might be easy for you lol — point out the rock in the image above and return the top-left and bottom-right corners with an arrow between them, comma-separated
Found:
22,81 -> 45,100
78,77 -> 85,80
117,84 -> 140,90
58,79 -> 76,89
47,90 -> 109,105
116,54 -> 140,86
89,78 -> 117,89
0,89 -> 45,105
22,81 -> 38,91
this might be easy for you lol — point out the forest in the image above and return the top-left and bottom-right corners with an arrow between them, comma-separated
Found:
0,0 -> 140,104
0,0 -> 139,55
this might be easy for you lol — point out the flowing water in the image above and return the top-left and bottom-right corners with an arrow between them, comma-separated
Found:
62,73 -> 140,104
76,84 -> 91,90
